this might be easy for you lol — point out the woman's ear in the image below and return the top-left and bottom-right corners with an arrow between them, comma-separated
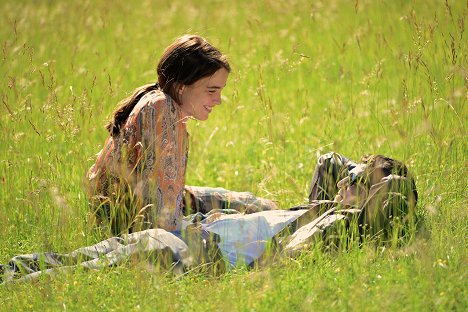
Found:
178,85 -> 185,95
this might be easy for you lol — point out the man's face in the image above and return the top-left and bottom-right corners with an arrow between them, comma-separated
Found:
179,68 -> 229,121
335,164 -> 369,206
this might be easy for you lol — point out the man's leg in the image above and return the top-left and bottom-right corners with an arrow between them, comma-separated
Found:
183,186 -> 278,215
1,229 -> 191,284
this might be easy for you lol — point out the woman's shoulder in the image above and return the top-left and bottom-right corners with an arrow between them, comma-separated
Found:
125,90 -> 163,120
137,89 -> 167,110
125,89 -> 180,129
134,89 -> 179,114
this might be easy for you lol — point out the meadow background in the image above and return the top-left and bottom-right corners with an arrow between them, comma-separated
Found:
0,0 -> 466,310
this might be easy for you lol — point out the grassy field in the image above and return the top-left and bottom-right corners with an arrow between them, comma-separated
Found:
0,0 -> 466,310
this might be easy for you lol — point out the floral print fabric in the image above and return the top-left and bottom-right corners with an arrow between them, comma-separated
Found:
87,90 -> 189,231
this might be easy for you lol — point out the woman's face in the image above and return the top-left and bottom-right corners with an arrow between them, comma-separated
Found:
335,164 -> 369,206
179,68 -> 229,120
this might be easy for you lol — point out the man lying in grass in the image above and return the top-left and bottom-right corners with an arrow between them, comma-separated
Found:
182,152 -> 418,265
0,153 -> 417,283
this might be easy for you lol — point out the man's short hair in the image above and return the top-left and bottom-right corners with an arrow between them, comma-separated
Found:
360,154 -> 417,204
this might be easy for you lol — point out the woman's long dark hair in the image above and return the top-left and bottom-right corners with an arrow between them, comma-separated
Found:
106,35 -> 230,136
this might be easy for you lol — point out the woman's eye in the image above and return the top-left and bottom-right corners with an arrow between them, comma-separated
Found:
207,90 -> 216,94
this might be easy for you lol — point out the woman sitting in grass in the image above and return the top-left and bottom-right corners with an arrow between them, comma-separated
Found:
86,34 -> 230,235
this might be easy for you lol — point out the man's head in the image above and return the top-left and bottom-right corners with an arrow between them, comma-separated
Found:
335,155 -> 417,207
335,163 -> 370,206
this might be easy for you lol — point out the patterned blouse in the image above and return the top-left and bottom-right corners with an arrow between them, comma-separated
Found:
87,90 -> 189,231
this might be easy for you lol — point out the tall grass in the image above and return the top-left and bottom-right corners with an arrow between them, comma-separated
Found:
0,0 -> 466,310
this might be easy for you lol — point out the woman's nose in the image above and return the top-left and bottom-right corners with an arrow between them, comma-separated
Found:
214,94 -> 222,105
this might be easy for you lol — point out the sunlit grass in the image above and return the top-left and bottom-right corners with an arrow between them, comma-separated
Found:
0,0 -> 466,310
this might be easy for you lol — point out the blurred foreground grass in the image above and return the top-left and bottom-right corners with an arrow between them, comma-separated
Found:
0,0 -> 466,310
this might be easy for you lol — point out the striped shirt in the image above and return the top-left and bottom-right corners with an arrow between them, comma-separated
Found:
87,90 -> 189,231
